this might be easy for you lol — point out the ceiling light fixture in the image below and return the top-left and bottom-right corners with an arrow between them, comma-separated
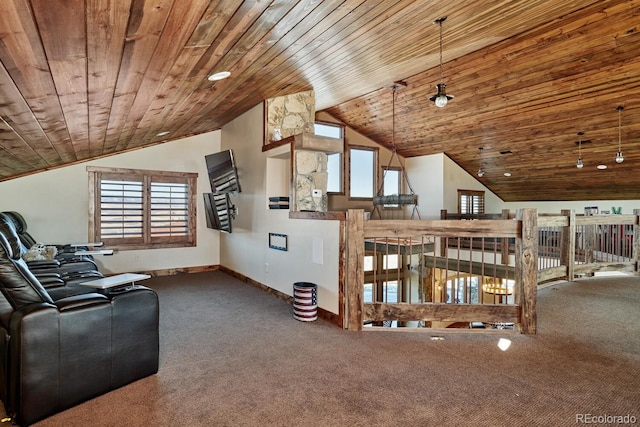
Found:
156,131 -> 170,137
429,17 -> 453,108
615,105 -> 624,164
576,132 -> 584,169
207,71 -> 231,81
597,164 -> 607,170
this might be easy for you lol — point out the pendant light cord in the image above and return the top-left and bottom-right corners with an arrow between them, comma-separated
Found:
578,134 -> 582,157
438,19 -> 444,83
377,85 -> 417,197
618,106 -> 622,152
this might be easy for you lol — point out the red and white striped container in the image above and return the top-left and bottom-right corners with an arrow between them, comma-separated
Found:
293,282 -> 317,322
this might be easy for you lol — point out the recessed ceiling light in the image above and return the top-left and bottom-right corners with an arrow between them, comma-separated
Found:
597,164 -> 607,170
503,172 -> 511,177
207,71 -> 231,81
156,131 -> 170,137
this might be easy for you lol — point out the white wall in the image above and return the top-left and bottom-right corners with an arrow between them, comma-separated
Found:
220,104 -> 341,314
406,152 -> 640,216
443,155 -> 503,213
405,154 -> 445,219
0,132 -> 222,274
503,200 -> 640,215
407,153 -> 502,219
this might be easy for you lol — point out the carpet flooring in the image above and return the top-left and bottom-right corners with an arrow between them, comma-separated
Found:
27,271 -> 640,427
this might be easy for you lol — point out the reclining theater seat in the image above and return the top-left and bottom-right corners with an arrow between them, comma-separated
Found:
0,211 -> 103,280
0,214 -> 159,426
0,211 -> 96,260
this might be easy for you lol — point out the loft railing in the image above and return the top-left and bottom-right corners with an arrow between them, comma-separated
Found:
346,209 -> 538,334
346,208 -> 639,335
441,209 -> 640,283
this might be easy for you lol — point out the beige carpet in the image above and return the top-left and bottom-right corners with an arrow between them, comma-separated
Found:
25,271 -> 640,427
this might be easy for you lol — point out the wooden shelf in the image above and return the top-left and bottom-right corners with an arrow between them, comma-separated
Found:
293,133 -> 343,153
262,135 -> 294,152
289,211 -> 347,221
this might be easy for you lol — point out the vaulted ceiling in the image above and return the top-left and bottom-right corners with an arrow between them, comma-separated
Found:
0,0 -> 638,202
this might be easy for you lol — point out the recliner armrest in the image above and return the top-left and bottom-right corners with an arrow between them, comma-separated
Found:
25,259 -> 62,269
55,293 -> 109,311
33,272 -> 65,288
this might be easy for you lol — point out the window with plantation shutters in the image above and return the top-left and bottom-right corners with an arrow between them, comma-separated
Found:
458,190 -> 485,214
150,180 -> 189,238
100,179 -> 144,240
88,167 -> 197,250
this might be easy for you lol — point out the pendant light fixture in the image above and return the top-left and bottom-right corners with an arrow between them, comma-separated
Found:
615,105 -> 624,164
576,132 -> 584,169
477,147 -> 485,177
371,82 -> 421,220
429,17 -> 453,108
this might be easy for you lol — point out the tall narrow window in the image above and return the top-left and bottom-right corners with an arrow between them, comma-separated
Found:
349,146 -> 377,199
88,167 -> 197,250
314,121 -> 344,194
458,190 -> 485,214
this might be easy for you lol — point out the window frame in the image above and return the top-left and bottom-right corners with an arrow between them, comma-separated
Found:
458,189 -> 485,214
88,166 -> 198,250
314,120 -> 345,195
348,145 -> 378,200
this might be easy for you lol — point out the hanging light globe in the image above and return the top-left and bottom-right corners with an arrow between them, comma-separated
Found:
429,17 -> 453,108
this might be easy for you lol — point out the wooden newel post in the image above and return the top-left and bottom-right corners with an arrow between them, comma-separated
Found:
501,209 -> 510,265
561,209 -> 576,281
516,208 -> 538,334
440,210 -> 447,257
347,209 -> 365,331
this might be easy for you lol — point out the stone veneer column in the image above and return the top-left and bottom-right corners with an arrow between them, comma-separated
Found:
295,150 -> 328,211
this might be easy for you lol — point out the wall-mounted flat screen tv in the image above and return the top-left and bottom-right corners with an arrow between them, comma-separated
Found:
205,149 -> 241,194
203,192 -> 234,233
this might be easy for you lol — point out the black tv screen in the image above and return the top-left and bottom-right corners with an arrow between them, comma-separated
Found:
205,149 -> 241,194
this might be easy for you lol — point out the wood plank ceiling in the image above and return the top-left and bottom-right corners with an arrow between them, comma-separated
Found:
0,0 -> 638,202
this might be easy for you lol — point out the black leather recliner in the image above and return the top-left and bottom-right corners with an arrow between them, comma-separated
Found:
0,214 -> 159,426
0,212 -> 105,291
0,211 -> 103,273
0,211 -> 100,260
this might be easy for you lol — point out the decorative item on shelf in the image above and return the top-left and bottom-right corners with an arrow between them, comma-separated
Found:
429,16 -> 453,108
576,132 -> 584,169
615,105 -> 624,164
272,128 -> 283,142
269,196 -> 289,209
584,206 -> 598,216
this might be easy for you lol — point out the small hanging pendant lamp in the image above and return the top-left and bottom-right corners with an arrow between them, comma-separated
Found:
429,17 -> 453,107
